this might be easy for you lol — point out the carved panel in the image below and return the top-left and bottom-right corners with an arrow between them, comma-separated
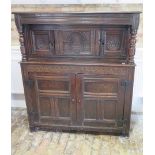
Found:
33,33 -> 50,51
106,35 -> 121,51
30,29 -> 55,57
63,31 -> 90,55
32,30 -> 50,52
102,28 -> 127,58
105,29 -> 125,52
55,29 -> 99,56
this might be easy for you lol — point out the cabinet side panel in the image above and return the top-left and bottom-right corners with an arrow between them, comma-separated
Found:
20,63 -> 39,129
123,66 -> 135,136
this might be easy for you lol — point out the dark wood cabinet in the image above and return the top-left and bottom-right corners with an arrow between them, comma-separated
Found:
14,12 -> 140,136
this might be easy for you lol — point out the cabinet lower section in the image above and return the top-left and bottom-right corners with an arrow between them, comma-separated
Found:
21,63 -> 135,136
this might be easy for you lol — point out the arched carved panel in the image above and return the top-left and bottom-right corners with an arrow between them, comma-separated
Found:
63,31 -> 89,54
55,28 -> 99,56
106,35 -> 121,51
103,28 -> 127,58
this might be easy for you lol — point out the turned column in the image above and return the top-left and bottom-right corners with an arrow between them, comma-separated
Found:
128,28 -> 137,64
14,14 -> 26,61
19,30 -> 26,61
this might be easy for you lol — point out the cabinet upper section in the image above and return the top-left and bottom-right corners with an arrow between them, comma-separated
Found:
13,12 -> 141,64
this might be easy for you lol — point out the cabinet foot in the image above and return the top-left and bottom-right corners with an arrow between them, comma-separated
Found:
29,126 -> 37,132
122,131 -> 129,137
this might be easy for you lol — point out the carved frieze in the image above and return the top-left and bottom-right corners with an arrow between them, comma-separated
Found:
25,65 -> 128,76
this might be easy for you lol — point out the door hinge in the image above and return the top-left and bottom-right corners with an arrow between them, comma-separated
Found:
24,79 -> 34,87
117,119 -> 128,127
121,80 -> 132,87
28,111 -> 36,117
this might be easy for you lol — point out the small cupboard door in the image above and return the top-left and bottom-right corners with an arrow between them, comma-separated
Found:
54,28 -> 100,56
29,73 -> 76,126
99,27 -> 128,59
76,74 -> 126,129
28,25 -> 56,58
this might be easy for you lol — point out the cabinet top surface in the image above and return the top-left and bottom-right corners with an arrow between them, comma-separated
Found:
12,11 -> 141,15
13,11 -> 141,27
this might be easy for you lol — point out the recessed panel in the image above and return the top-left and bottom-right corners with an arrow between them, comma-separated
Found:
55,98 -> 70,117
39,97 -> 51,116
106,33 -> 122,51
39,96 -> 70,118
35,34 -> 49,51
83,99 -> 117,121
32,31 -> 50,52
99,27 -> 127,59
84,99 -> 97,119
30,29 -> 55,57
105,29 -> 125,52
104,100 -> 117,119
84,79 -> 118,94
37,80 -> 69,92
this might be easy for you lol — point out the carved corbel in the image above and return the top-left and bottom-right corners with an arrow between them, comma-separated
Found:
14,14 -> 26,61
128,14 -> 140,64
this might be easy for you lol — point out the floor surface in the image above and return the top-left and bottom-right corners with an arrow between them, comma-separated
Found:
11,108 -> 143,155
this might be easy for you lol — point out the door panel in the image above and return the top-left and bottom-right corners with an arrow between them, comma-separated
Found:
84,99 -> 117,120
55,28 -> 100,56
29,73 -> 76,125
39,96 -> 70,118
84,77 -> 118,96
76,74 -> 125,128
39,97 -> 51,116
36,75 -> 70,94
37,80 -> 69,92
29,27 -> 55,57
100,27 -> 128,58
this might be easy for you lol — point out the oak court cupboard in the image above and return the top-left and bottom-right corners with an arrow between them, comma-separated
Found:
13,12 -> 140,136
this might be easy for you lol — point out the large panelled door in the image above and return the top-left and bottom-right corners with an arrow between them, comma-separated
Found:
32,73 -> 76,126
76,74 -> 126,129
